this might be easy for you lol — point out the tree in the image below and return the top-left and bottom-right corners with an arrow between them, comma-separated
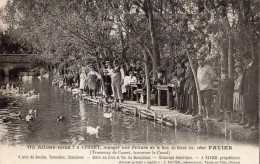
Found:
1,0 -> 259,113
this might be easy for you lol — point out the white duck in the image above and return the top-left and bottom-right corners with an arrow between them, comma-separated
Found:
9,111 -> 22,118
77,135 -> 85,141
103,112 -> 113,121
21,92 -> 29,98
56,116 -> 65,122
52,80 -> 58,85
28,89 -> 36,95
86,126 -> 100,138
27,92 -> 40,99
66,87 -> 72,92
28,109 -> 37,117
25,114 -> 33,122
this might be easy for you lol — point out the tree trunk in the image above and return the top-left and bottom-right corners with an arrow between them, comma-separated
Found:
95,53 -> 106,98
221,42 -> 228,74
116,15 -> 126,59
228,36 -> 234,79
142,48 -> 151,109
184,47 -> 203,115
147,0 -> 160,82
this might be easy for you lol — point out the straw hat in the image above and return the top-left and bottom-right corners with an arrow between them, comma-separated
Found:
234,62 -> 243,68
103,69 -> 109,73
88,64 -> 94,68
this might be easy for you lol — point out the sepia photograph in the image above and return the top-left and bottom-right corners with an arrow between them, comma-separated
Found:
0,0 -> 259,164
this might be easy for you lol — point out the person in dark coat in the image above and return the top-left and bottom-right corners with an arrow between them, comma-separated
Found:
58,62 -> 68,76
64,71 -> 75,87
167,74 -> 178,110
175,61 -> 186,111
102,69 -> 112,101
242,55 -> 258,130
86,65 -> 100,99
152,69 -> 168,105
134,71 -> 147,103
216,70 -> 233,122
181,59 -> 198,116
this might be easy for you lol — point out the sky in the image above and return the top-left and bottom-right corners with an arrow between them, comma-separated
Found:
0,0 -> 7,7
0,0 -> 8,29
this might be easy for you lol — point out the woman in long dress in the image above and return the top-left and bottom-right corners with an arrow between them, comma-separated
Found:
175,61 -> 186,111
86,65 -> 100,99
216,71 -> 233,122
182,60 -> 198,115
233,63 -> 245,125
79,67 -> 87,93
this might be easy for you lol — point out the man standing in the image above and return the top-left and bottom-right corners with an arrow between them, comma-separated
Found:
242,55 -> 258,130
197,56 -> 217,119
111,60 -> 125,103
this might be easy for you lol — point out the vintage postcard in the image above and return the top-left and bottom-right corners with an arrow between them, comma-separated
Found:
0,0 -> 259,164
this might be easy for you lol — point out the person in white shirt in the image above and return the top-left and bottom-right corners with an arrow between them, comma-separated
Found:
111,60 -> 125,103
79,67 -> 87,93
128,71 -> 137,84
197,56 -> 217,119
124,71 -> 138,100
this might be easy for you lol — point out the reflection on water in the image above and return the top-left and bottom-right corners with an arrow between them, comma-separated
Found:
0,77 -> 258,148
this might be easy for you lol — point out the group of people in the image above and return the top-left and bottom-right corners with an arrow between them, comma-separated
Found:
57,54 -> 258,130
78,60 -> 127,102
216,55 -> 258,130
167,54 -> 258,130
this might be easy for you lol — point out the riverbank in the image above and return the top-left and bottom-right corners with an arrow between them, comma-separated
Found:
81,94 -> 258,144
50,71 -> 258,143
1,75 -> 258,144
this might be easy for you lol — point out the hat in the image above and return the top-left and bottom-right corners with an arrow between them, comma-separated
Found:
158,69 -> 165,74
234,62 -> 243,68
181,58 -> 189,64
113,60 -> 119,64
197,55 -> 205,61
105,61 -> 110,64
141,71 -> 146,75
103,69 -> 109,73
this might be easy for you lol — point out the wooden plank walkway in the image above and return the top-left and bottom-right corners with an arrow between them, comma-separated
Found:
80,95 -> 258,143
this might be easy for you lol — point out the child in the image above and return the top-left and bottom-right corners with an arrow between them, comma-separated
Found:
232,62 -> 245,125
217,70 -> 233,122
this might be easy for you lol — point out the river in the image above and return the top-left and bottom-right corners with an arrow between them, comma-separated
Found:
0,76 -> 258,148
